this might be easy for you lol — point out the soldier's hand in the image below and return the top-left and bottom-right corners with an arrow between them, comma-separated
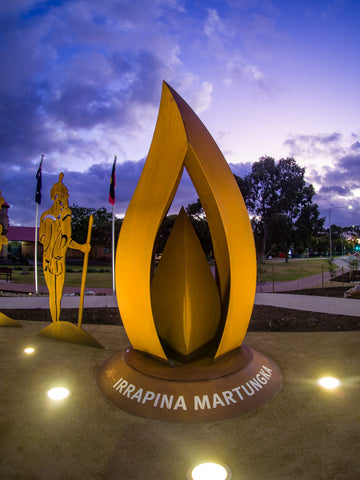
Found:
82,244 -> 91,254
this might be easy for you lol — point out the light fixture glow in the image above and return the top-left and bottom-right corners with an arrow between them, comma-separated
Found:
317,377 -> 341,389
24,347 -> 35,354
190,462 -> 231,480
47,387 -> 70,400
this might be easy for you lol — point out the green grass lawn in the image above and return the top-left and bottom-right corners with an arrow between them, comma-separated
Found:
257,259 -> 331,282
4,265 -> 113,289
2,258 -> 334,288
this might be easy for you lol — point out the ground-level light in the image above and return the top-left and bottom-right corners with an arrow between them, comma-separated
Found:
317,377 -> 341,389
47,387 -> 71,400
24,347 -> 35,354
188,462 -> 232,480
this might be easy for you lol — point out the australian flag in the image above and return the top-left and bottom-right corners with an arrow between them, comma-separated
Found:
108,156 -> 117,205
35,155 -> 43,205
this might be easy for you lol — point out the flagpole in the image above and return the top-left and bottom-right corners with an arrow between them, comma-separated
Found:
34,154 -> 44,294
109,155 -> 117,296
34,203 -> 39,294
111,202 -> 115,296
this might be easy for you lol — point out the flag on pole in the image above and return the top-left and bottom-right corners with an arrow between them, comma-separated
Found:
35,155 -> 43,204
109,156 -> 117,205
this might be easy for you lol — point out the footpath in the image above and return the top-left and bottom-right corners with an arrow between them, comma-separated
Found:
256,270 -> 332,293
0,274 -> 359,317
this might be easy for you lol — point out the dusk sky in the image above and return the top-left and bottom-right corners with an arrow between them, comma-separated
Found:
1,0 -> 359,229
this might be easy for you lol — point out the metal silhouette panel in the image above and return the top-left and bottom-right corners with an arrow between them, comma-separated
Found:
37,174 -> 102,347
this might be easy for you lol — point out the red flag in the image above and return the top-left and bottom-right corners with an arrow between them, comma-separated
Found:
108,156 -> 116,205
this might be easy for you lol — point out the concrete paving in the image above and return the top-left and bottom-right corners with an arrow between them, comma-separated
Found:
0,321 -> 359,480
0,280 -> 112,296
1,264 -> 359,479
1,292 -> 359,317
254,293 -> 360,316
0,294 -> 118,309
1,278 -> 359,316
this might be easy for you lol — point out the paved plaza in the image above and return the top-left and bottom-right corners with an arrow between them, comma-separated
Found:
1,268 -> 359,479
1,321 -> 359,480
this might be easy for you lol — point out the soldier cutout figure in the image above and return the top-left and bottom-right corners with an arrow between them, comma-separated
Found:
39,173 -> 90,323
37,173 -> 102,347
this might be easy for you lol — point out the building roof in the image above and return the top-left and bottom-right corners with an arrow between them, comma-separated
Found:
7,226 -> 36,242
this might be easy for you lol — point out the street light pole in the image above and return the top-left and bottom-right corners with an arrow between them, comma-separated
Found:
328,205 -> 352,258
329,208 -> 333,258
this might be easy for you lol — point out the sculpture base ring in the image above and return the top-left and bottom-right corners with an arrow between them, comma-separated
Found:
97,345 -> 281,423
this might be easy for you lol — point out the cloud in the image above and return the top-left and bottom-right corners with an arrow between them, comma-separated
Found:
224,54 -> 273,93
173,74 -> 213,114
0,158 -> 145,226
229,162 -> 252,178
337,154 -> 360,173
283,132 -> 360,226
1,0 -> 359,231
2,156 -> 201,227
243,64 -> 266,82
318,185 -> 351,196
284,132 -> 344,158
204,8 -> 225,36
0,0 -> 226,179
191,81 -> 213,114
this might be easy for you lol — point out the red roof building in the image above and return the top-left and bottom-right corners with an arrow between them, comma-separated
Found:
7,226 -> 36,242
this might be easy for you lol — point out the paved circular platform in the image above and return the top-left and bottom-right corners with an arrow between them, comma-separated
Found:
1,321 -> 359,479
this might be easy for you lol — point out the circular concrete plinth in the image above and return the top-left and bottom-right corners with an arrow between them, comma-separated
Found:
97,345 -> 281,423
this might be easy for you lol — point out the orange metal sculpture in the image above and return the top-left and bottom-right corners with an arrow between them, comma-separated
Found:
37,174 -> 102,347
116,82 -> 257,361
98,82 -> 281,421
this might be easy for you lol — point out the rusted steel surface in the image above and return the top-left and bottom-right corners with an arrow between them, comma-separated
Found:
97,346 -> 281,423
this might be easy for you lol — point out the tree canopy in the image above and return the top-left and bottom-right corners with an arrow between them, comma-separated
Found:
235,156 -> 324,261
68,156 -> 330,264
70,205 -> 121,251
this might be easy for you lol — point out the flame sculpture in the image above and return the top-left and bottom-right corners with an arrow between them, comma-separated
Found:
98,82 -> 281,422
116,82 -> 256,361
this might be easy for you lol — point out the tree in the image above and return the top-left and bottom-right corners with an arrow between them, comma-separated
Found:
154,200 -> 213,258
155,214 -> 178,254
186,199 -> 205,220
71,204 -> 121,254
71,205 -> 95,244
91,207 -> 113,250
292,192 -> 325,254
186,200 -> 212,256
235,156 -> 324,262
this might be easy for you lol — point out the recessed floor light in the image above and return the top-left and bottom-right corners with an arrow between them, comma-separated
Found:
188,462 -> 232,480
24,347 -> 35,354
47,387 -> 70,400
317,377 -> 341,389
